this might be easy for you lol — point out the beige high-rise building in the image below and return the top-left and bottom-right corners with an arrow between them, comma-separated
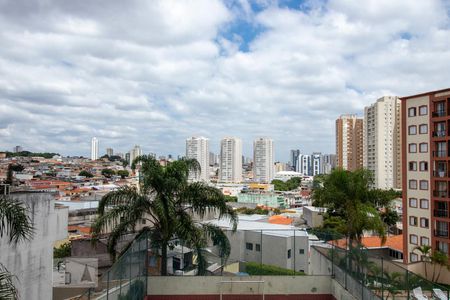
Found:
363,96 -> 402,189
219,137 -> 242,183
336,114 -> 363,171
186,136 -> 209,182
253,137 -> 274,183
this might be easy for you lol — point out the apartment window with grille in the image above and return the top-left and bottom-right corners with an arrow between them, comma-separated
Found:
419,124 -> 428,134
255,244 -> 261,252
419,180 -> 428,190
246,243 -> 253,251
409,198 -> 418,207
420,199 -> 429,209
410,253 -> 419,262
409,161 -> 417,171
299,249 -> 305,254
409,180 -> 417,189
410,234 -> 418,244
419,161 -> 428,171
421,237 -> 430,246
419,143 -> 428,153
408,107 -> 417,117
419,105 -> 428,115
287,249 -> 292,259
409,216 -> 418,226
409,143 -> 417,153
420,218 -> 429,228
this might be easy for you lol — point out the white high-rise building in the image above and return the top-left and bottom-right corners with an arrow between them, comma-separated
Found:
297,154 -> 310,175
311,152 -> 322,176
129,145 -> 143,165
253,138 -> 274,183
219,137 -> 242,183
91,137 -> 98,160
186,137 -> 209,182
363,96 -> 401,189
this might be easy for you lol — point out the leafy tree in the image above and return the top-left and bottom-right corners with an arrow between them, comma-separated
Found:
430,250 -> 449,282
414,245 -> 432,279
271,177 -> 301,191
79,170 -> 94,178
117,170 -> 129,179
101,169 -> 115,178
0,195 -> 34,299
380,207 -> 399,233
54,242 -> 72,259
92,155 -> 237,275
224,195 -> 237,202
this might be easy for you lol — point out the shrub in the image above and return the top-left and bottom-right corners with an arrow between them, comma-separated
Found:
244,262 -> 305,276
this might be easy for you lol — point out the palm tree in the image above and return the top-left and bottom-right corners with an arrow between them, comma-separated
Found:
430,250 -> 449,283
92,155 -> 237,275
0,195 -> 34,299
413,245 -> 431,279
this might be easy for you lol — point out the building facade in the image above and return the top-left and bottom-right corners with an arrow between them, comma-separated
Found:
401,88 -> 450,264
91,137 -> 98,160
290,149 -> 300,171
186,136 -> 209,182
129,145 -> 142,165
106,148 -> 113,157
253,138 -> 274,183
364,96 -> 402,189
336,114 -> 363,171
219,137 -> 242,183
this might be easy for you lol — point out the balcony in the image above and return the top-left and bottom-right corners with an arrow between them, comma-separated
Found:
433,150 -> 448,158
432,131 -> 447,137
434,230 -> 449,238
434,209 -> 449,218
433,171 -> 448,178
432,110 -> 446,117
433,190 -> 448,198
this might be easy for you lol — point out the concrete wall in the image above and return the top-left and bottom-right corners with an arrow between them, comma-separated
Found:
405,261 -> 450,285
0,192 -> 68,300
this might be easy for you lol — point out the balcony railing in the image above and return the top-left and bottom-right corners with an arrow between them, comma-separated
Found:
434,209 -> 449,218
433,131 -> 447,137
432,110 -> 446,117
433,190 -> 448,198
433,171 -> 448,178
433,150 -> 448,158
434,230 -> 449,238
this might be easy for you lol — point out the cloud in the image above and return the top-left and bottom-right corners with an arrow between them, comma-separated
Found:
0,0 -> 449,160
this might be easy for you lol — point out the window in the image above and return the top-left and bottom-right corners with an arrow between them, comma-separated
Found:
246,243 -> 253,251
255,244 -> 261,252
408,125 -> 417,135
419,105 -> 428,115
409,180 -> 417,189
409,162 -> 417,171
410,234 -> 418,244
420,199 -> 429,209
419,161 -> 428,171
419,180 -> 428,190
420,237 -> 430,246
419,124 -> 428,134
420,218 -> 429,228
409,143 -> 417,153
409,216 -> 418,226
410,253 -> 419,262
299,249 -> 305,255
409,107 -> 417,117
149,256 -> 157,267
409,198 -> 418,207
419,143 -> 428,153
287,249 -> 291,259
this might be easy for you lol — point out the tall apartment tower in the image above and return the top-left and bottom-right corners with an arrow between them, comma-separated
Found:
91,137 -> 99,160
129,145 -> 142,165
106,148 -> 113,157
253,138 -> 274,183
297,154 -> 310,175
311,152 -> 323,176
186,137 -> 209,182
363,96 -> 402,189
290,149 -> 300,171
219,137 -> 242,183
336,114 -> 363,171
401,88 -> 450,264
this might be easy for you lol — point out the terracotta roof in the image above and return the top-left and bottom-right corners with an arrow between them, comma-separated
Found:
268,215 -> 293,225
330,235 -> 403,253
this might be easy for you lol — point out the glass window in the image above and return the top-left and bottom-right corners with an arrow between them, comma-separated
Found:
409,125 -> 417,135
408,107 -> 417,117
409,161 -> 417,171
287,249 -> 291,259
420,237 -> 430,246
419,161 -> 428,171
255,244 -> 261,252
409,216 -> 418,226
419,143 -> 428,153
420,218 -> 429,228
409,180 -> 417,189
420,199 -> 429,209
299,249 -> 305,255
419,124 -> 428,134
246,243 -> 253,251
409,143 -> 417,153
409,198 -> 417,207
419,106 -> 428,115
410,253 -> 419,262
420,180 -> 428,190
410,234 -> 418,244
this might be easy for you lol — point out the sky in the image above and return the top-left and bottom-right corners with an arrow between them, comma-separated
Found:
1,0 -> 450,161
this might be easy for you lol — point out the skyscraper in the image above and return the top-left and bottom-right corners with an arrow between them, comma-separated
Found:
91,137 -> 98,160
311,152 -> 323,176
364,96 -> 402,189
186,137 -> 209,182
253,137 -> 274,183
129,145 -> 142,165
290,149 -> 300,171
298,154 -> 310,175
336,114 -> 363,171
219,137 -> 242,183
106,148 -> 114,157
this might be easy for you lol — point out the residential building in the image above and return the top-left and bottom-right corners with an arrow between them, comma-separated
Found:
219,137 -> 242,183
186,136 -> 209,182
274,171 -> 303,182
90,137 -> 98,161
311,152 -> 322,176
364,96 -> 402,189
336,114 -> 363,171
129,145 -> 142,165
209,152 -> 218,166
322,154 -> 336,174
13,145 -> 23,153
297,154 -> 310,175
253,138 -> 274,183
400,88 -> 450,264
290,149 -> 300,171
106,148 -> 113,157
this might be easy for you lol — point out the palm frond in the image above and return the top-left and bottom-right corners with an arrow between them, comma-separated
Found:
0,264 -> 18,300
0,195 -> 34,244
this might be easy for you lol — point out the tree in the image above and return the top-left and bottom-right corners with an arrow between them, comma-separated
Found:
430,250 -> 449,282
79,170 -> 94,178
0,195 -> 34,299
414,245 -> 431,279
312,168 -> 393,245
117,170 -> 129,179
101,169 -> 115,178
54,242 -> 72,259
92,155 -> 237,275
271,177 -> 301,191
